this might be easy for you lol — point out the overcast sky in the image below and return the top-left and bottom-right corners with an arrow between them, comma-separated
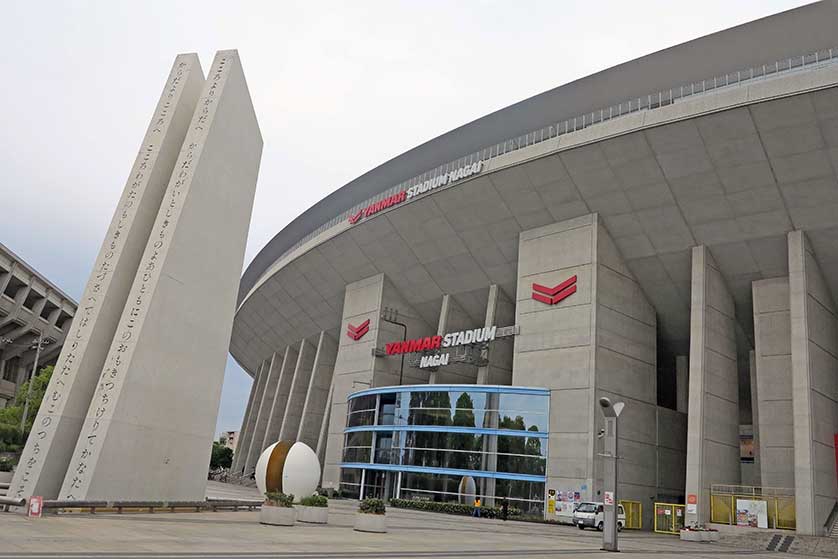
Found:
0,0 -> 813,435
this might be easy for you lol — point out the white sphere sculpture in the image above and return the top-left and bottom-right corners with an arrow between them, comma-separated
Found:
458,475 -> 476,504
254,441 -> 321,502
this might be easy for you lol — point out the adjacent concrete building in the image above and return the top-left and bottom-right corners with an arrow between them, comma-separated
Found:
232,3 -> 838,534
0,242 -> 76,408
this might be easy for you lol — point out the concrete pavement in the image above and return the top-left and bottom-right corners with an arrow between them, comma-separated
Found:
0,496 -> 824,558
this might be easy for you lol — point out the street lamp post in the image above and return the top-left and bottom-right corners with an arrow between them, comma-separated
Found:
20,333 -> 49,433
599,396 -> 625,553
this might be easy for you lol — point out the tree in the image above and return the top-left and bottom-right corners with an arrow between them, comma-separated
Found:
210,441 -> 233,469
0,365 -> 54,453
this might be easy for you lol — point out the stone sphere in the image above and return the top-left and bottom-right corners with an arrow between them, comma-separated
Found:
254,441 -> 321,502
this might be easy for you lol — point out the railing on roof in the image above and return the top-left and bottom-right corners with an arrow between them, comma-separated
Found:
264,47 -> 838,283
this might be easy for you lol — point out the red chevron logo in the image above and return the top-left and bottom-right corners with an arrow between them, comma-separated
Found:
348,210 -> 363,225
346,319 -> 370,341
532,275 -> 577,305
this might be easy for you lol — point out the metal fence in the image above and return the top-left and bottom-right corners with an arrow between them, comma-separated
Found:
709,484 -> 795,530
619,499 -> 642,529
258,46 -> 838,283
654,502 -> 685,534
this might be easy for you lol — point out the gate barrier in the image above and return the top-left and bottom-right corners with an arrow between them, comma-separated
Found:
709,485 -> 795,530
619,500 -> 642,529
653,502 -> 685,534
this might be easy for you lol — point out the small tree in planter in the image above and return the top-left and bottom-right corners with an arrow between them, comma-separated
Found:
354,498 -> 387,533
260,491 -> 296,526
297,494 -> 329,524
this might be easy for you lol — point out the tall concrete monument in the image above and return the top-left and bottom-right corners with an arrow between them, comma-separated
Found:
11,50 -> 262,503
11,54 -> 205,501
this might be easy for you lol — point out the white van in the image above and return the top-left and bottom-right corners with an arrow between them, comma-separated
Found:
572,501 -> 626,531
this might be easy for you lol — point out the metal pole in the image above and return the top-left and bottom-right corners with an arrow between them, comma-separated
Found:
20,333 -> 43,433
599,397 -> 624,552
602,414 -> 618,551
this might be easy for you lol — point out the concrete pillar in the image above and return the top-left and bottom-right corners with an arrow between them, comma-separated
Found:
429,294 -> 479,385
316,382 -> 334,474
244,351 -> 283,473
297,332 -> 337,450
10,54 -> 205,501
512,213 -> 658,527
321,273 -> 433,490
477,284 -> 514,385
231,362 -> 263,473
752,277 -> 792,489
58,51 -> 262,502
748,350 -> 761,487
233,359 -> 268,474
279,339 -> 316,442
675,356 -> 689,414
261,345 -> 299,450
685,246 -> 740,526
788,231 -> 838,535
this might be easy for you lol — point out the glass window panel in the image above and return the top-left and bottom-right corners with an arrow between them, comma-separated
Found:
349,395 -> 377,413
347,410 -> 375,428
344,431 -> 372,448
342,447 -> 371,463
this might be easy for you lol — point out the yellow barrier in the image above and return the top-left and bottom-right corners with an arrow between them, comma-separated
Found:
653,503 -> 685,534
709,485 -> 795,531
619,500 -> 642,530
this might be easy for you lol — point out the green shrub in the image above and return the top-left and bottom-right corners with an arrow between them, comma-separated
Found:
300,494 -> 328,507
0,457 -> 13,472
358,498 -> 385,515
264,491 -> 294,507
389,498 -> 521,519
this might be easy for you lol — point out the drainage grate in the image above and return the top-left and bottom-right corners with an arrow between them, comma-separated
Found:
777,536 -> 795,552
766,535 -> 782,551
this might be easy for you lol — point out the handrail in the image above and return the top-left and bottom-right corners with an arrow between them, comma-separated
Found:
0,496 -> 25,507
255,46 -> 838,289
41,498 -> 262,513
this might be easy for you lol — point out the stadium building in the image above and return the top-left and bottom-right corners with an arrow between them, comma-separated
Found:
230,2 -> 838,535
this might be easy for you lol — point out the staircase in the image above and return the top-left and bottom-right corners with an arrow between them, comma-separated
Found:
827,502 -> 838,539
0,482 -> 8,498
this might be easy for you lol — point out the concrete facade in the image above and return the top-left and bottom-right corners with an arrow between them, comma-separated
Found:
788,231 -> 838,535
512,214 -> 665,528
321,273 -> 433,489
685,246 -> 741,526
54,50 -> 262,501
10,54 -> 205,501
753,277 -> 793,489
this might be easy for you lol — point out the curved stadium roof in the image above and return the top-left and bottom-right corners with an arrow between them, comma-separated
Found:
238,1 -> 838,305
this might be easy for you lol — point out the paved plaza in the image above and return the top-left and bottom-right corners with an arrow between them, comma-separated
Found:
0,490 -> 829,559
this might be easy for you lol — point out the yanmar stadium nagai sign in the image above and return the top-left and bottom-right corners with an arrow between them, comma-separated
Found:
385,326 -> 497,356
348,160 -> 484,225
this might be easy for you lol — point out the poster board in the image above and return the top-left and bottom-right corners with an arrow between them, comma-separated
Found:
735,499 -> 768,528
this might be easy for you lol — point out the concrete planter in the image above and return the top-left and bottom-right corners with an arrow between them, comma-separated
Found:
680,530 -> 720,542
259,505 -> 297,526
354,513 -> 387,533
296,505 -> 328,524
0,471 -> 13,484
